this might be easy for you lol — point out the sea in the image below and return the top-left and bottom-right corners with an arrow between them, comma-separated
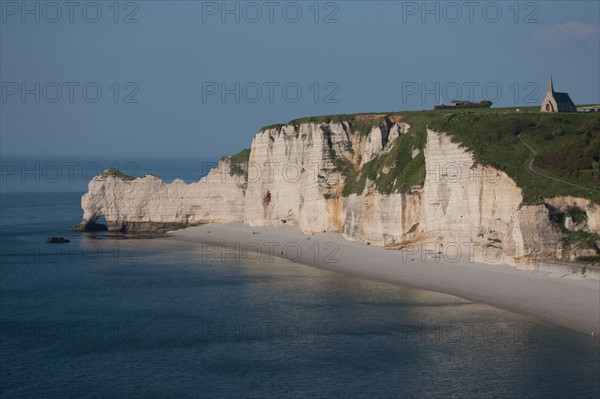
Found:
1,158 -> 599,398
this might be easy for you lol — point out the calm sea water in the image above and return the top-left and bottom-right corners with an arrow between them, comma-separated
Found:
1,159 -> 599,398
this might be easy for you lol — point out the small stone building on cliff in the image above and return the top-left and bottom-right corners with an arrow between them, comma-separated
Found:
540,78 -> 576,113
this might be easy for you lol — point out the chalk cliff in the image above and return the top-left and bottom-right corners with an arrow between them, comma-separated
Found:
75,158 -> 247,232
76,116 -> 599,267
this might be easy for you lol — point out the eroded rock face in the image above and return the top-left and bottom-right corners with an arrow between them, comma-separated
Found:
545,196 -> 599,233
78,159 -> 246,232
77,122 -> 598,266
512,204 -> 562,263
242,123 -> 348,232
422,129 -> 526,264
341,188 -> 422,246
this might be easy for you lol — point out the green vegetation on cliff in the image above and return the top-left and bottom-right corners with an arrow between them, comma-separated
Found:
260,107 -> 600,203
260,113 -> 429,196
427,111 -> 600,202
342,117 -> 427,196
261,113 -> 397,137
225,148 -> 251,177
101,168 -> 136,180
547,206 -> 599,253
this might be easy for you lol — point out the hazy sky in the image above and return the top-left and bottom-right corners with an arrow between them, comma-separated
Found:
1,0 -> 599,158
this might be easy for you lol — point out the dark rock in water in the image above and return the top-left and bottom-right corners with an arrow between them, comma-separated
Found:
46,237 -> 70,244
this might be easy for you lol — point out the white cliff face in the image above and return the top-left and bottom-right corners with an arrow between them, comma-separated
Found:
512,204 -> 561,263
78,120 -> 598,265
242,123 -> 348,233
242,121 -> 415,235
341,188 -> 422,246
79,159 -> 246,231
360,126 -> 387,165
422,129 -> 525,263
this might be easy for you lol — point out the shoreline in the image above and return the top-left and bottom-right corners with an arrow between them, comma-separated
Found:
168,222 -> 600,337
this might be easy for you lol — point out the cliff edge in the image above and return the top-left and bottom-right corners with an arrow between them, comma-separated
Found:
76,110 -> 600,267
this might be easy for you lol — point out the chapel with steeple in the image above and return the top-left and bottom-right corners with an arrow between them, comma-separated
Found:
540,77 -> 576,113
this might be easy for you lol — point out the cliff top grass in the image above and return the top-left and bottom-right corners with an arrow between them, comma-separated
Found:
222,148 -> 251,177
261,113 -> 392,136
427,111 -> 600,203
258,106 -> 543,131
101,168 -> 136,180
258,107 -> 600,203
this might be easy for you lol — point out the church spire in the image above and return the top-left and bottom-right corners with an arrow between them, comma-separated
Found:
547,76 -> 554,93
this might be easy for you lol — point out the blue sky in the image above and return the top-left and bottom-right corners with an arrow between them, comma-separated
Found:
1,0 -> 599,158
